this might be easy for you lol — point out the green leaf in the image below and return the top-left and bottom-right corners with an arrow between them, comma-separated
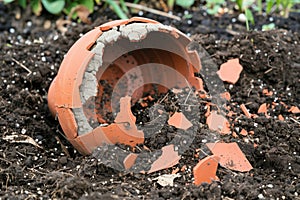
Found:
245,8 -> 254,25
168,0 -> 175,10
236,0 -> 243,11
262,23 -> 275,31
41,0 -> 65,15
106,0 -> 128,19
257,0 -> 262,14
18,0 -> 26,8
242,0 -> 255,9
4,0 -> 15,4
78,0 -> 94,12
63,1 -> 78,19
266,0 -> 275,14
63,1 -> 77,14
175,0 -> 194,8
31,0 -> 42,16
183,13 -> 193,19
207,5 -> 221,15
119,0 -> 129,14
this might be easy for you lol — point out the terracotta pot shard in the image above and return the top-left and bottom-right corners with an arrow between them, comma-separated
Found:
206,111 -> 231,134
240,128 -> 248,136
220,91 -> 231,101
123,153 -> 138,170
278,114 -> 284,121
240,104 -> 252,118
262,89 -> 273,96
148,144 -> 181,174
257,103 -> 268,114
168,112 -> 193,130
217,58 -> 243,84
288,106 -> 300,114
102,96 -> 144,147
193,155 -> 220,185
206,142 -> 253,172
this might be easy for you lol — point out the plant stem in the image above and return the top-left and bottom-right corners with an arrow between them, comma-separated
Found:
106,0 -> 128,19
119,0 -> 129,14
167,0 -> 175,10
257,0 -> 262,14
245,17 -> 250,31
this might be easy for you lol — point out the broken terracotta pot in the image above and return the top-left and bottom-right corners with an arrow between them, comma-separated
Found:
48,17 -> 202,155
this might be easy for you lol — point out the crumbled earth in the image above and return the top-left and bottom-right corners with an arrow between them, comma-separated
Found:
0,2 -> 300,199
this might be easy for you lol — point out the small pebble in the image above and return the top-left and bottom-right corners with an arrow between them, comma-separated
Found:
238,13 -> 247,23
9,28 -> 15,34
258,193 -> 265,199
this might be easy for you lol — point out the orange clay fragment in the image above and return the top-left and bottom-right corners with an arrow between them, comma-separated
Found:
206,111 -> 231,134
262,89 -> 273,96
193,155 -> 220,185
278,114 -> 284,121
217,58 -> 243,84
240,129 -> 248,136
227,111 -> 236,117
280,102 -> 288,108
240,104 -> 252,118
220,92 -> 231,101
232,131 -> 238,138
101,96 -> 144,147
172,167 -> 180,174
258,103 -> 268,114
123,153 -> 138,170
206,142 -> 253,172
288,106 -> 300,114
168,112 -> 193,130
148,144 -> 181,174
181,165 -> 187,172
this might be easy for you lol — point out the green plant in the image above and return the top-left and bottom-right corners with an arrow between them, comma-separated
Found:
4,0 -> 94,16
3,0 -> 131,20
262,22 -> 275,31
257,0 -> 262,14
232,0 -> 300,30
105,0 -> 128,19
205,0 -> 225,15
231,0 -> 255,30
245,8 -> 254,30
167,0 -> 195,10
64,0 -> 94,21
266,0 -> 300,17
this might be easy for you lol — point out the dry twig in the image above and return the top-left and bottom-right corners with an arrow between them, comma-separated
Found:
11,58 -> 32,76
120,2 -> 181,21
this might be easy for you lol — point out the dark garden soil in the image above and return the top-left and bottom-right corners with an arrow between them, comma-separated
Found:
0,2 -> 300,199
